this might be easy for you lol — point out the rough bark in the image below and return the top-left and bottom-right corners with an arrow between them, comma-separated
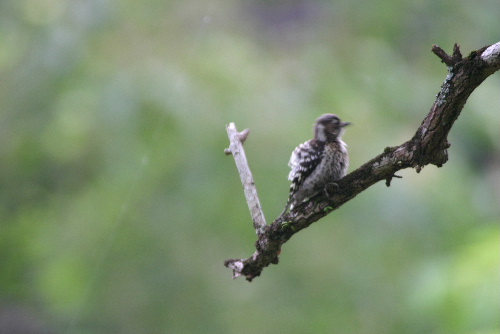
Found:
224,42 -> 500,281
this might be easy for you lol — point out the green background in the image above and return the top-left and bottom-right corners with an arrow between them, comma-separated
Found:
1,0 -> 499,333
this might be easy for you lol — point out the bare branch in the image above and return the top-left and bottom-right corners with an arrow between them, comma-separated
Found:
225,123 -> 267,235
224,42 -> 500,281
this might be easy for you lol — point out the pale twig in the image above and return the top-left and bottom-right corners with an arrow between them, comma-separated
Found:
225,123 -> 267,235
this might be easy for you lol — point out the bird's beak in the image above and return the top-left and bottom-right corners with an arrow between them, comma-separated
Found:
341,121 -> 351,127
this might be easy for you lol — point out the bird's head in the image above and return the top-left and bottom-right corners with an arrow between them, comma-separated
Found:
314,114 -> 351,142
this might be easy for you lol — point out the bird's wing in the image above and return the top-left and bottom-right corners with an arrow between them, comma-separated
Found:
288,140 -> 324,189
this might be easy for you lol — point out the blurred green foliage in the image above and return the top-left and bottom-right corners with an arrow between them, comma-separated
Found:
0,0 -> 499,333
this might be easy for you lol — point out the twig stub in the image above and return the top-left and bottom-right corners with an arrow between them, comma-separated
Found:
432,44 -> 455,66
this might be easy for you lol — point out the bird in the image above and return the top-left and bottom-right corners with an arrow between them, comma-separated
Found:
281,114 -> 350,215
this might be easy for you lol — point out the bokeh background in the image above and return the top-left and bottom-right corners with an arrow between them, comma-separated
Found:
1,0 -> 499,333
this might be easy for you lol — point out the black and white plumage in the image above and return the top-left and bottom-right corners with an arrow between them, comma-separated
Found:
281,114 -> 350,215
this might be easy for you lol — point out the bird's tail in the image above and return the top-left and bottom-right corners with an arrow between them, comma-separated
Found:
279,196 -> 293,217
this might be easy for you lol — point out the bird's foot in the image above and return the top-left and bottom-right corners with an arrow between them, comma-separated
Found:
324,182 -> 339,199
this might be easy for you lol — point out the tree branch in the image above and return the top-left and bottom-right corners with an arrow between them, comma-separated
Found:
224,42 -> 500,281
225,123 -> 267,237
